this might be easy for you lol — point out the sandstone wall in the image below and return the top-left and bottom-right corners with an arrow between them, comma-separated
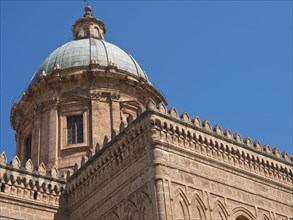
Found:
66,112 -> 157,220
148,101 -> 293,220
0,153 -> 66,220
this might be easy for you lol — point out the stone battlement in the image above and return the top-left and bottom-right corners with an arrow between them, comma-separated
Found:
147,99 -> 293,165
0,153 -> 65,206
65,99 -> 292,197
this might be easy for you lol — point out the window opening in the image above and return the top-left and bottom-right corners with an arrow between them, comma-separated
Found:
67,115 -> 83,145
1,183 -> 5,192
24,135 -> 32,162
83,27 -> 89,37
94,27 -> 100,38
236,216 -> 249,220
33,191 -> 38,200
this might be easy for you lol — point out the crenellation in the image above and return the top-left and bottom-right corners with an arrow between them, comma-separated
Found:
263,144 -> 271,154
202,120 -> 212,131
0,152 -> 7,165
0,155 -> 65,209
25,159 -> 34,172
2,4 -> 292,220
87,148 -> 95,159
234,132 -> 243,143
38,162 -> 47,175
111,129 -> 117,139
157,102 -> 167,114
81,156 -> 88,167
224,128 -> 233,139
148,112 -> 293,187
103,135 -> 111,146
11,155 -> 21,168
213,124 -> 223,135
282,151 -> 290,162
180,112 -> 191,123
168,106 -> 179,118
151,102 -> 293,166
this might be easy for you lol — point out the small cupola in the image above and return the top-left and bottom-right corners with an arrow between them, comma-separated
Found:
72,5 -> 106,40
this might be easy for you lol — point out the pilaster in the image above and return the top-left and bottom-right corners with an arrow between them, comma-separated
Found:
110,91 -> 121,133
47,97 -> 60,169
90,90 -> 111,147
32,103 -> 42,166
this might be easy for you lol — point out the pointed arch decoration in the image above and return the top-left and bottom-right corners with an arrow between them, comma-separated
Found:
108,212 -> 120,220
230,206 -> 257,220
125,200 -> 138,220
190,193 -> 207,220
138,192 -> 152,220
263,213 -> 270,220
212,200 -> 228,220
172,188 -> 190,220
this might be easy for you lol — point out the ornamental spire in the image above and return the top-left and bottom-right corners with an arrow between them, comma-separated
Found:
83,4 -> 93,18
72,4 -> 106,40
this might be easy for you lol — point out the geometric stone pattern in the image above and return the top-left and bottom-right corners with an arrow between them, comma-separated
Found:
62,100 -> 293,219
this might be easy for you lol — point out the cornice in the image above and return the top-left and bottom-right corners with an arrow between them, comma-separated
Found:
10,67 -> 166,129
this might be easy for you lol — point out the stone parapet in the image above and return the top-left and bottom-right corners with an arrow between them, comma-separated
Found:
65,98 -> 293,196
146,99 -> 293,179
0,153 -> 67,219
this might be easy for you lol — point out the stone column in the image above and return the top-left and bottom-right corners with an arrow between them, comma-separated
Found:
154,179 -> 167,220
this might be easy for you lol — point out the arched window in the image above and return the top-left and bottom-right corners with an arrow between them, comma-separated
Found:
236,215 -> 249,220
94,27 -> 100,38
231,207 -> 256,220
83,27 -> 89,37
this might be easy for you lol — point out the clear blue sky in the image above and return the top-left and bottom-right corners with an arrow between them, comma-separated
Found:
1,1 -> 292,161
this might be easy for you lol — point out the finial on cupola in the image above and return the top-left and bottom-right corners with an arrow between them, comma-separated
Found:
84,4 -> 93,18
72,3 -> 106,40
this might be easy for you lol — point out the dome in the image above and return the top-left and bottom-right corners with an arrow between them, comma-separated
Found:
31,38 -> 149,85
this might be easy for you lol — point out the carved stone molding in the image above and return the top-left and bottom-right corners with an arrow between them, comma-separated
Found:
33,103 -> 43,114
110,91 -> 120,100
90,89 -> 102,100
48,96 -> 61,107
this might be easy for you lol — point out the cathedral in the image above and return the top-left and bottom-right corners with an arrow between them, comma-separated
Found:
0,4 -> 292,220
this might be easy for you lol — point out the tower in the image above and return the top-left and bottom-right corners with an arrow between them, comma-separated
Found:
10,5 -> 166,172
